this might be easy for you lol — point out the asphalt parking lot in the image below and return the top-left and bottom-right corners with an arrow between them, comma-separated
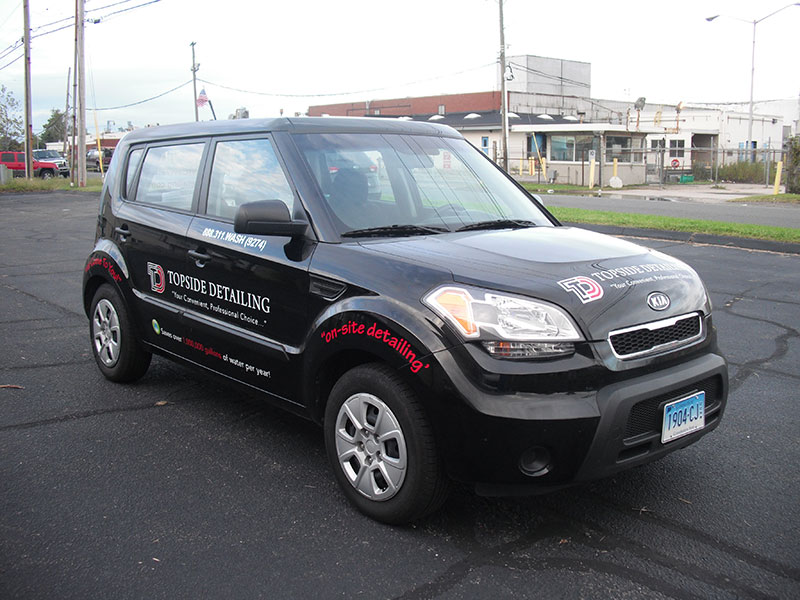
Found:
1,192 -> 798,599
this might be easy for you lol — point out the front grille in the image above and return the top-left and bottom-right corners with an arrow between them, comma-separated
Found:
609,313 -> 703,359
625,375 -> 723,439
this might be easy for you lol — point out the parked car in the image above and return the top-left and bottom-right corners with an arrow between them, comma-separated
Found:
82,117 -> 728,524
87,148 -> 113,171
32,149 -> 70,177
0,151 -> 60,179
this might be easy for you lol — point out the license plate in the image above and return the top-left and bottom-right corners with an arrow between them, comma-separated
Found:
661,391 -> 705,444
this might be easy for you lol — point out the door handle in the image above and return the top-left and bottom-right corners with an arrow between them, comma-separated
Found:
188,249 -> 212,266
114,225 -> 129,241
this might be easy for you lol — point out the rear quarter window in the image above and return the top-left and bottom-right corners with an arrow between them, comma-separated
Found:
134,143 -> 205,211
123,148 -> 144,199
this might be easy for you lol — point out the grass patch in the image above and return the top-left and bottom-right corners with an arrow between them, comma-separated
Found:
549,206 -> 800,244
0,177 -> 103,193
728,194 -> 800,204
521,183 -> 594,194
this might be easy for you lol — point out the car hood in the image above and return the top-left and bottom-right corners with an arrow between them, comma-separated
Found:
359,226 -> 708,340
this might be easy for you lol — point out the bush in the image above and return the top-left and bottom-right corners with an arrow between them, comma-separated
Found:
786,136 -> 800,194
716,161 -> 778,184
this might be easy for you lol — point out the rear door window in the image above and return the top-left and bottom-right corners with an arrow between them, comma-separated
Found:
205,138 -> 294,220
134,143 -> 205,211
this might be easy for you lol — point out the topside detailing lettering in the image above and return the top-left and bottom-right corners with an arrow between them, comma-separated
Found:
321,321 -> 430,374
146,263 -> 270,315
201,227 -> 267,252
590,262 -> 692,282
559,262 -> 694,302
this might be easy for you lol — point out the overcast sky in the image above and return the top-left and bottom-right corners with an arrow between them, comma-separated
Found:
1,0 -> 797,133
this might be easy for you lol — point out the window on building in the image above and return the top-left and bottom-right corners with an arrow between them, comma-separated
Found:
373,109 -> 380,115
207,138 -> 294,220
651,139 -> 665,149
605,136 -> 632,163
550,135 -> 576,161
481,136 -> 489,155
574,136 -> 595,162
669,139 -> 685,158
548,135 -> 597,162
438,104 -> 446,116
135,143 -> 205,211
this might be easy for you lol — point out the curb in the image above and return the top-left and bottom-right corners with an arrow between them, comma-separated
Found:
563,222 -> 800,255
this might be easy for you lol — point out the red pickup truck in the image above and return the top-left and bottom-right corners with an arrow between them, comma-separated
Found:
0,151 -> 61,179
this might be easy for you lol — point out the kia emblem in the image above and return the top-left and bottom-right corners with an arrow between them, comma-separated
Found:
647,292 -> 670,311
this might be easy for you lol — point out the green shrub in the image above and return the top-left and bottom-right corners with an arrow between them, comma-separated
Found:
787,136 -> 800,194
716,161 -> 777,184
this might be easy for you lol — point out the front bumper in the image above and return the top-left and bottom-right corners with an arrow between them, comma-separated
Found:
430,348 -> 727,494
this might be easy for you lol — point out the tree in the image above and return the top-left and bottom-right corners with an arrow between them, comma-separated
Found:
39,109 -> 67,145
0,85 -> 23,151
785,136 -> 800,194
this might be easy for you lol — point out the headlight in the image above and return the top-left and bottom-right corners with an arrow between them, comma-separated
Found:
422,286 -> 582,359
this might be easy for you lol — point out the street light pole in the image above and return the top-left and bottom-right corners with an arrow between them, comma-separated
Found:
498,0 -> 509,171
190,42 -> 199,122
707,3 -> 799,163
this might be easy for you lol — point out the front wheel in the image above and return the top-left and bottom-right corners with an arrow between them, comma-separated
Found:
39,169 -> 54,179
324,363 -> 449,524
89,283 -> 151,382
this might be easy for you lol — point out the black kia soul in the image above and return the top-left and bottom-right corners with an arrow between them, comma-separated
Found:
83,117 -> 728,524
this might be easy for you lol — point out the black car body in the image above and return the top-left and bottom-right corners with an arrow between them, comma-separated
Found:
82,117 -> 728,523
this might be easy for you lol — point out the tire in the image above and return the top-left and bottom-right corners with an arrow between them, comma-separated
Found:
40,169 -> 54,179
89,283 -> 151,382
324,363 -> 449,524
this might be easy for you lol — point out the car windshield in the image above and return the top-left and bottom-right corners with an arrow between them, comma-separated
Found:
293,133 -> 553,237
34,150 -> 60,159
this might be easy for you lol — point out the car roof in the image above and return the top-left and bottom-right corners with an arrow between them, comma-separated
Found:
121,116 -> 461,144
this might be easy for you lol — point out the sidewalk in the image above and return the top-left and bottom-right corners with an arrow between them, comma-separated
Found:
609,182 -> 786,204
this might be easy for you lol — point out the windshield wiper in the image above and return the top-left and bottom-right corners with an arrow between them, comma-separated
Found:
341,224 -> 449,238
456,219 -> 537,232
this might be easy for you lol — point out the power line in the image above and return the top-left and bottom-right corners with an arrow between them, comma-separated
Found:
0,40 -> 22,61
90,0 -> 160,22
0,1 -> 158,72
0,1 -> 22,35
197,63 -> 496,99
28,0 -> 142,33
93,79 -> 192,110
507,61 -> 590,88
0,51 -> 23,72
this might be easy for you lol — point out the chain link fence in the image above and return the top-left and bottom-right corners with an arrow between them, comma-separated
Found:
504,146 -> 788,187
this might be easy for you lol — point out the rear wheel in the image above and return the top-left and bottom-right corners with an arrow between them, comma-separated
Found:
89,284 -> 151,382
324,363 -> 449,524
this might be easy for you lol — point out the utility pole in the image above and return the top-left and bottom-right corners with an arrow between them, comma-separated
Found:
746,19 -> 756,163
71,17 -> 78,185
62,68 -> 71,158
191,42 -> 199,122
22,0 -> 33,178
76,0 -> 86,187
498,0 -> 509,171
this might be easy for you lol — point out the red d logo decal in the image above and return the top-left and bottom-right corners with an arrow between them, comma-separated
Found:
558,276 -> 604,304
147,262 -> 165,294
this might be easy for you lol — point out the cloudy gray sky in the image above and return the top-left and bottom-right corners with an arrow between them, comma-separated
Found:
1,0 -> 797,133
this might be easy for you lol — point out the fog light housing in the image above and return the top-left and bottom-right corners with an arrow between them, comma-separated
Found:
519,446 -> 552,477
483,340 -> 575,359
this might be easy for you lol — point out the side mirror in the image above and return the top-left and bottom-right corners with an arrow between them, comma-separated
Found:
233,200 -> 308,237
